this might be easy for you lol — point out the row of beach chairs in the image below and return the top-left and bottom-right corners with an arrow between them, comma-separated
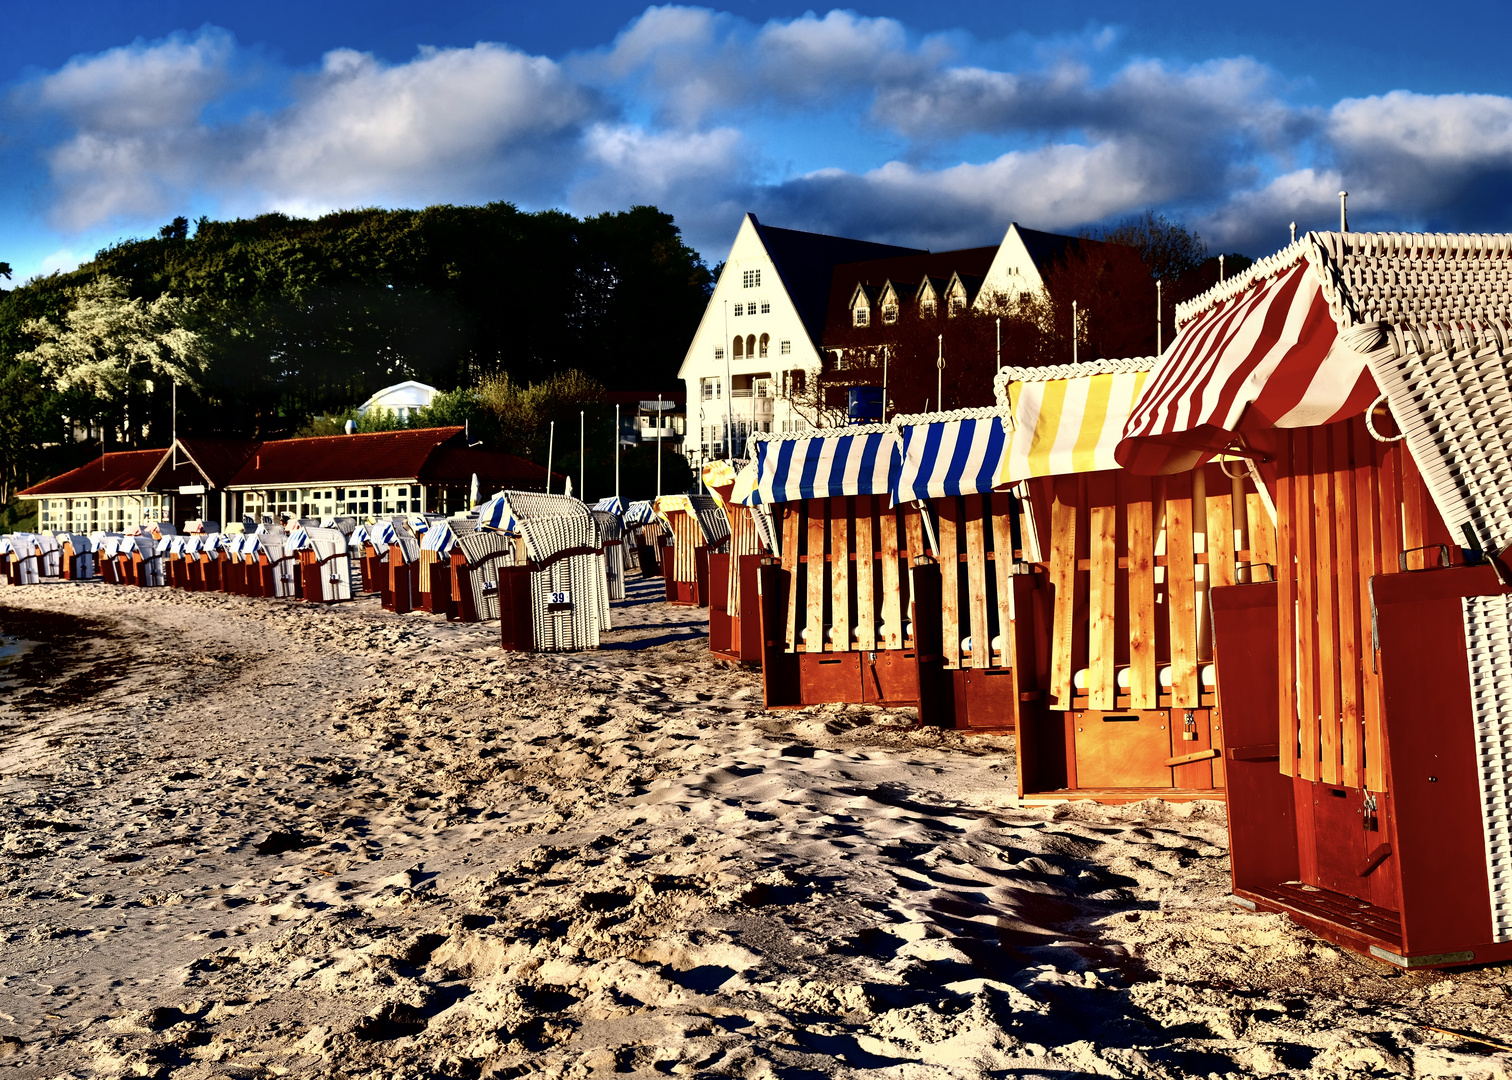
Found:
1,493 -> 663,654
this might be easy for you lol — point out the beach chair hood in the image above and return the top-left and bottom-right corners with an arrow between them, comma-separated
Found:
654,494 -> 730,548
747,426 -> 898,506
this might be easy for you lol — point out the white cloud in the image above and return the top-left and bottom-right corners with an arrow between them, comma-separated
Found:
38,248 -> 82,277
23,32 -> 604,230
239,43 -> 599,214
585,6 -> 939,125
752,140 -> 1163,250
33,28 -> 234,132
1197,167 -> 1344,250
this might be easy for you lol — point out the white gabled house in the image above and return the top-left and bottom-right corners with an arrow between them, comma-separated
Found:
679,217 -> 1120,465
677,214 -> 921,465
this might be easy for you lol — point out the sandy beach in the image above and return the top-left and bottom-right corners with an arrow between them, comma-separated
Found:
2,578 -> 1511,1078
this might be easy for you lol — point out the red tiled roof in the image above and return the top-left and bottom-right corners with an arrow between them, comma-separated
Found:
421,445 -> 560,489
18,449 -> 169,497
172,438 -> 259,487
227,427 -> 465,487
821,246 -> 999,342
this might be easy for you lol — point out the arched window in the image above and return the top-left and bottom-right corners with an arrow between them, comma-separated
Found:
733,336 -> 744,359
758,333 -> 769,358
746,334 -> 756,358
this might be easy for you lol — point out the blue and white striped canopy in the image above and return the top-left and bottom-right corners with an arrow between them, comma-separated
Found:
592,496 -> 625,515
376,521 -> 400,545
748,429 -> 899,506
408,514 -> 430,534
893,413 -> 1011,503
623,500 -> 656,526
420,521 -> 456,553
473,497 -> 519,533
287,527 -> 314,551
351,524 -> 370,548
237,535 -> 261,556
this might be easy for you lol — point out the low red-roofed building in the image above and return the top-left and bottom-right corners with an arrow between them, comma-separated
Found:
19,428 -> 556,531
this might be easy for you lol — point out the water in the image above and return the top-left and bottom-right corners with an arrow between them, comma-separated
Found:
0,632 -> 36,669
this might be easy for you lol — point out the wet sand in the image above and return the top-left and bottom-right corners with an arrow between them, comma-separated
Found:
1,579 -> 1510,1078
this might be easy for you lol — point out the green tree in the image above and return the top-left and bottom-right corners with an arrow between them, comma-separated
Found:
17,275 -> 206,447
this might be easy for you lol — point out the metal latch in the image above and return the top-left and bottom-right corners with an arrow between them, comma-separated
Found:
1182,709 -> 1198,742
1363,791 -> 1379,832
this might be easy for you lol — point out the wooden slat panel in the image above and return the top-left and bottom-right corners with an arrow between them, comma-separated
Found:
1353,421 -> 1386,793
1294,432 -> 1319,783
1207,482 -> 1236,591
1275,442 -> 1297,777
1048,477 -> 1079,709
903,507 -> 924,642
1247,492 -> 1276,573
1332,421 -> 1362,790
1378,442 -> 1403,578
1125,473 -> 1157,709
939,497 -> 961,669
831,500 -> 852,651
783,506 -> 801,651
1400,442 -> 1429,566
1087,474 -> 1118,709
879,506 -> 902,648
991,491 -> 1015,670
1165,471 -> 1199,708
805,499 -> 825,651
965,497 -> 991,670
1312,427 -> 1342,787
854,495 -> 876,652
967,496 -> 991,665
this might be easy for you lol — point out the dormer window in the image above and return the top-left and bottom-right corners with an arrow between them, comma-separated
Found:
882,304 -> 898,324
949,295 -> 966,316
921,300 -> 936,317
854,306 -> 869,327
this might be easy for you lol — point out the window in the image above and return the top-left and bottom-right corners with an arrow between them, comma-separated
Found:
734,303 -> 743,316
882,304 -> 898,324
758,333 -> 770,358
701,377 -> 722,400
733,336 -> 744,359
921,299 -> 936,317
760,301 -> 771,314
780,340 -> 791,355
789,369 -> 806,394
853,306 -> 869,327
746,334 -> 756,358
742,269 -> 761,288
949,295 -> 966,316
714,346 -> 724,360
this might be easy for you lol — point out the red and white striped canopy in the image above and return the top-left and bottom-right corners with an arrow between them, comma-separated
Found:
1116,259 -> 1379,474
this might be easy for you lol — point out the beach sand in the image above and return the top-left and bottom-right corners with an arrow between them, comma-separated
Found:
2,576 -> 1511,1078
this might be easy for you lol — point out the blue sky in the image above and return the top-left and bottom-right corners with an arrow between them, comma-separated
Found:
4,0 -> 1512,280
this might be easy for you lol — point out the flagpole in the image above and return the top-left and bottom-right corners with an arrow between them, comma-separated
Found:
579,410 -> 584,501
615,403 -> 621,502
546,421 -> 554,494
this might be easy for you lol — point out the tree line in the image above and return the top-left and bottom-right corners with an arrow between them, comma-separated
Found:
0,202 -> 713,511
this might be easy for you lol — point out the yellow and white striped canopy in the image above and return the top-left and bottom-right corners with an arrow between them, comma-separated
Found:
993,359 -> 1153,481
